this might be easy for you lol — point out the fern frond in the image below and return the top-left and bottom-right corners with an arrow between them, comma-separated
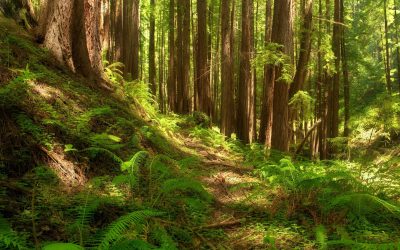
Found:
98,210 -> 163,250
152,225 -> 178,250
81,147 -> 123,165
0,215 -> 28,250
327,193 -> 400,217
315,225 -> 327,250
121,151 -> 149,173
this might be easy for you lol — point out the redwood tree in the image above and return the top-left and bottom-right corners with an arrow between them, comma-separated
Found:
40,0 -> 104,81
270,0 -> 294,152
237,0 -> 255,143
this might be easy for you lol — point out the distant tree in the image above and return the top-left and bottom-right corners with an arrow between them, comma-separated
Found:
237,0 -> 255,144
220,0 -> 235,137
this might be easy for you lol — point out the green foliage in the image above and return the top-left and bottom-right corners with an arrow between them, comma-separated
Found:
289,91 -> 315,122
252,43 -> 294,84
161,178 -> 211,201
42,243 -> 84,250
102,51 -> 124,86
15,113 -> 52,147
315,225 -> 327,250
0,66 -> 32,108
98,210 -> 163,250
0,215 -> 28,250
125,81 -> 158,117
109,239 -> 156,250
81,147 -> 123,166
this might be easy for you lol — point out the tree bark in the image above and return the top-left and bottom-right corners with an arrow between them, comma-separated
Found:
341,0 -> 350,137
41,0 -> 104,81
167,0 -> 177,112
196,0 -> 212,116
237,0 -> 255,144
259,0 -> 274,145
149,0 -> 157,94
270,0 -> 294,152
220,0 -> 235,137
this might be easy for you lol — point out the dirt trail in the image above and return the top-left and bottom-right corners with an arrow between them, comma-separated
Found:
182,137 -> 269,249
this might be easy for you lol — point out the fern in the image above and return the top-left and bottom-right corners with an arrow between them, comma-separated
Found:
109,239 -> 156,250
315,225 -> 327,250
81,147 -> 123,165
327,193 -> 400,217
151,225 -> 178,250
0,215 -> 27,250
98,210 -> 163,250
121,151 -> 149,173
327,239 -> 400,249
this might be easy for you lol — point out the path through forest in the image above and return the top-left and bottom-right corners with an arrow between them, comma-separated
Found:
182,137 -> 269,249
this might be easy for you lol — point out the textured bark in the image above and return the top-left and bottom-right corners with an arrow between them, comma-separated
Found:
167,0 -> 176,112
149,0 -> 156,94
176,0 -> 190,114
42,0 -> 74,70
41,0 -> 103,81
220,0 -> 235,137
341,2 -> 350,137
196,0 -> 211,116
72,0 -> 103,79
270,0 -> 294,152
329,0 -> 341,138
159,10 -> 166,113
259,0 -> 273,145
237,0 -> 255,144
122,0 -> 140,80
289,0 -> 313,99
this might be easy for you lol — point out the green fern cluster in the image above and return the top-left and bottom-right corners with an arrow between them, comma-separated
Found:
0,214 -> 28,250
253,157 -> 400,245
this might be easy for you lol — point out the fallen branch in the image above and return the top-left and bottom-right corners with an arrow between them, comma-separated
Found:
194,219 -> 243,230
295,119 -> 322,156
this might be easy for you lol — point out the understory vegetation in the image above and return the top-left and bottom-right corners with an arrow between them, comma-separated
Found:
0,14 -> 400,250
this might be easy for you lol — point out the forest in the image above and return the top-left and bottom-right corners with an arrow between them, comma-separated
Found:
0,0 -> 400,249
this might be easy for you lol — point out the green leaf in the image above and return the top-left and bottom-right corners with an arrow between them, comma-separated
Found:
42,243 -> 84,250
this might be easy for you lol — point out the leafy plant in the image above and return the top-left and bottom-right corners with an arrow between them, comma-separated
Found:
98,210 -> 163,250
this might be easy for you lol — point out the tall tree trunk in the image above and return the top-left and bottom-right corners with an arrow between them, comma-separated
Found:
384,0 -> 392,94
220,0 -> 235,137
289,0 -> 313,99
341,0 -> 350,137
196,0 -> 212,116
122,0 -> 140,80
329,0 -> 341,139
395,0 -> 400,94
167,0 -> 176,112
237,0 -> 255,144
149,0 -> 156,94
41,0 -> 104,81
159,10 -> 165,113
259,0 -> 274,145
270,0 -> 294,152
176,0 -> 190,114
